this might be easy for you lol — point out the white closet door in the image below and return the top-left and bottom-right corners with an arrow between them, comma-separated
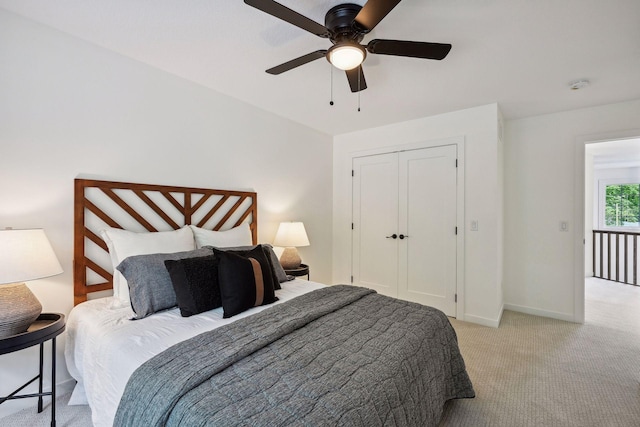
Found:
398,145 -> 457,316
352,153 -> 399,297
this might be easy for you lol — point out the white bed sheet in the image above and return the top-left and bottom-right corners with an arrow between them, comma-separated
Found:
64,279 -> 326,427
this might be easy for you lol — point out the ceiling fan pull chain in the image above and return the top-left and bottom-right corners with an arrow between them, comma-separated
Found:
357,65 -> 361,112
329,65 -> 334,106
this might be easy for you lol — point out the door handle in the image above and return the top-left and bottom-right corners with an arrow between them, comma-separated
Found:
386,234 -> 398,239
399,234 -> 408,239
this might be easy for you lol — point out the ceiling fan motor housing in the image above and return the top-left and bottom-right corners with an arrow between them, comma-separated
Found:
325,3 -> 365,43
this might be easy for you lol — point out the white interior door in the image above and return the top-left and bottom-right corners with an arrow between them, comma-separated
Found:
398,145 -> 457,316
352,153 -> 399,297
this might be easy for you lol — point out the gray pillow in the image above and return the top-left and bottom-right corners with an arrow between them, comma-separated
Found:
262,244 -> 290,284
116,247 -> 213,319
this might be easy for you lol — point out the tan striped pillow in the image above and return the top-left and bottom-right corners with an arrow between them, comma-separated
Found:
213,247 -> 278,318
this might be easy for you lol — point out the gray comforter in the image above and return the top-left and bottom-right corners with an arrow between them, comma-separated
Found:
114,285 -> 474,426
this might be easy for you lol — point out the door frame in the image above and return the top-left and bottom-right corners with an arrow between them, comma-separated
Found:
573,129 -> 640,324
350,136 -> 466,320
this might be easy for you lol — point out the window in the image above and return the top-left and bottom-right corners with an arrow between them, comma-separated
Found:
603,183 -> 640,229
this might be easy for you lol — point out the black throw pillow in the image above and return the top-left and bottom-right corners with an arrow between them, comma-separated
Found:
208,245 -> 282,290
164,255 -> 221,317
212,247 -> 278,318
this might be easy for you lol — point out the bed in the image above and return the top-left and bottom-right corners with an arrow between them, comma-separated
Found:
66,179 -> 474,427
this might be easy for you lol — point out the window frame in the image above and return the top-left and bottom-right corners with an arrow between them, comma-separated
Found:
598,177 -> 640,232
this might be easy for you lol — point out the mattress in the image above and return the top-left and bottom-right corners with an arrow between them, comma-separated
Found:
65,279 -> 325,427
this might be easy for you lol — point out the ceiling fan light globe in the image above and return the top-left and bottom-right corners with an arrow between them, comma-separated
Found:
328,44 -> 365,70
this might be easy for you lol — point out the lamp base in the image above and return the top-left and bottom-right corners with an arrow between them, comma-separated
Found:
0,283 -> 42,338
279,247 -> 302,270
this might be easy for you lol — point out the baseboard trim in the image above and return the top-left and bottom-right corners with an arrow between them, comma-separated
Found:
503,303 -> 575,322
462,303 -> 504,328
464,313 -> 501,328
34,377 -> 75,395
497,303 -> 505,325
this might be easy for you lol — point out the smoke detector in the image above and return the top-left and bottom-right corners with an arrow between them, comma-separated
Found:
569,79 -> 590,90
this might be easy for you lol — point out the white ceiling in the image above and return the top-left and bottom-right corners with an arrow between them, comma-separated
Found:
589,138 -> 640,169
1,0 -> 639,135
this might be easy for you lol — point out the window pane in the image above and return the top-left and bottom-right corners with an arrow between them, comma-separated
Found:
605,183 -> 640,227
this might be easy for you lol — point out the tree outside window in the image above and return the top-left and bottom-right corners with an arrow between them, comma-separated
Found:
605,183 -> 640,228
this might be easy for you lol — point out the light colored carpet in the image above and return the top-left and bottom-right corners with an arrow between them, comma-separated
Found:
2,278 -> 638,426
0,392 -> 92,426
441,277 -> 640,426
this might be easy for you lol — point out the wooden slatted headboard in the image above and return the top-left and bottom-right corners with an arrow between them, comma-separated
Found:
73,179 -> 257,305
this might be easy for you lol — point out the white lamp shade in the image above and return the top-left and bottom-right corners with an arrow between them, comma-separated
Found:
273,222 -> 310,248
0,229 -> 63,285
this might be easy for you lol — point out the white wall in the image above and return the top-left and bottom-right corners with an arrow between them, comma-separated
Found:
333,104 -> 503,327
504,99 -> 640,321
0,9 -> 332,418
497,112 -> 505,312
585,150 -> 595,276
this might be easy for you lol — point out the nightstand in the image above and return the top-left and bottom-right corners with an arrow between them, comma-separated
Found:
0,313 -> 66,427
285,263 -> 310,280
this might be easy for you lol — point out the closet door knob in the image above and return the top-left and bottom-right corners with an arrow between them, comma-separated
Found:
399,234 -> 408,239
386,234 -> 398,239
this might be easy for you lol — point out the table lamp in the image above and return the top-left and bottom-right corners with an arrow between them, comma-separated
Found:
273,222 -> 310,269
0,229 -> 63,338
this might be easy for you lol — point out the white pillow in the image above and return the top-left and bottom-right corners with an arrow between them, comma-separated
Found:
100,226 -> 196,307
189,223 -> 252,248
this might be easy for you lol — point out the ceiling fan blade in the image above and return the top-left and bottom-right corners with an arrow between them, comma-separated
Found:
354,0 -> 402,32
367,39 -> 452,60
244,0 -> 330,38
266,50 -> 328,75
345,66 -> 368,92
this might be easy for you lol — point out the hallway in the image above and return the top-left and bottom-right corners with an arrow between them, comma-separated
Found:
585,276 -> 640,334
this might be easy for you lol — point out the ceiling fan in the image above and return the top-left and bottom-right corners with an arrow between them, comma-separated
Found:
244,0 -> 452,93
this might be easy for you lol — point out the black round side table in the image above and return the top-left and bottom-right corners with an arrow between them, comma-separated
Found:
0,313 -> 65,427
285,263 -> 310,280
